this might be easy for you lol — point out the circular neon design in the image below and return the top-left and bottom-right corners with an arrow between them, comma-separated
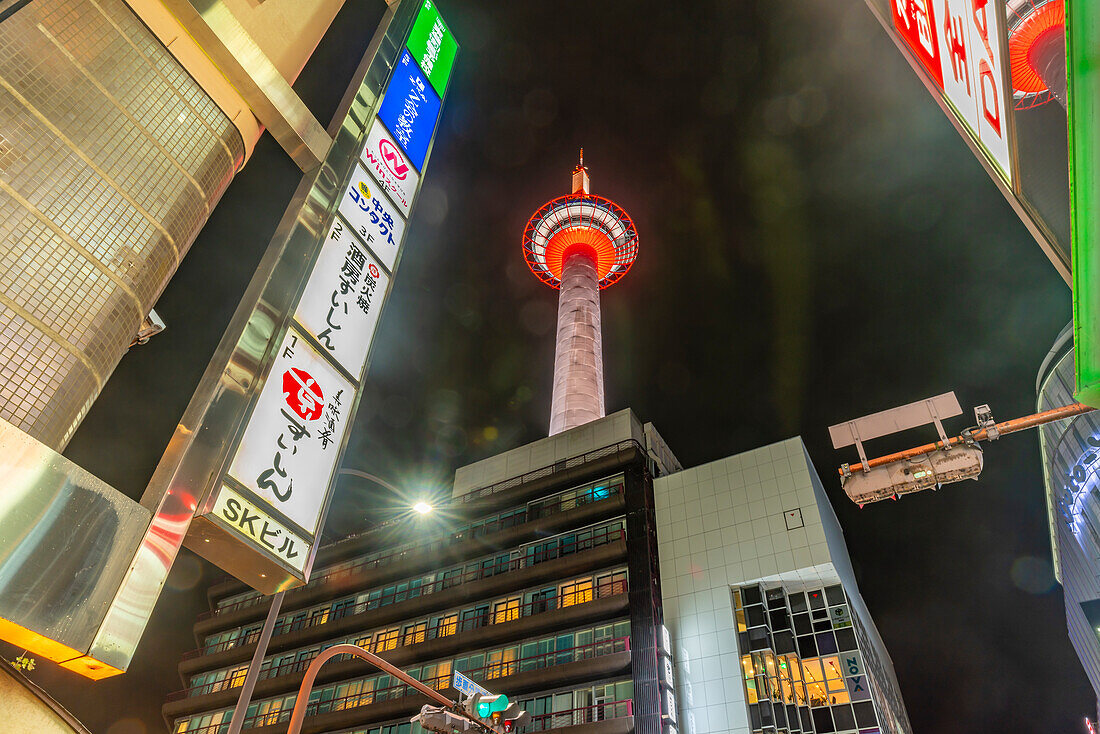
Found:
1008,0 -> 1064,95
523,194 -> 638,289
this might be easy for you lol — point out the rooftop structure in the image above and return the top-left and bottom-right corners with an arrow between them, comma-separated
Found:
523,152 -> 638,435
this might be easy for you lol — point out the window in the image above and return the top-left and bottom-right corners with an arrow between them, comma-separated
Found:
494,598 -> 521,624
436,613 -> 458,637
228,665 -> 248,689
561,579 -> 593,607
597,570 -> 627,597
374,628 -> 399,652
486,647 -> 517,679
404,621 -> 427,646
354,633 -> 372,649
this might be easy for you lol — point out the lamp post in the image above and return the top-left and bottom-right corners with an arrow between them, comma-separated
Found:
225,471 -> 431,734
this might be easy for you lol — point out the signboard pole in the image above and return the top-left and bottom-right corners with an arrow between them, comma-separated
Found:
1068,0 -> 1100,407
226,590 -> 285,734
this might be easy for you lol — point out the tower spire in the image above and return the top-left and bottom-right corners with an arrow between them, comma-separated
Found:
571,148 -> 590,195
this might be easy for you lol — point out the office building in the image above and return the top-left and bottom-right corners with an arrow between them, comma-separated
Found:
655,438 -> 912,734
164,409 -> 673,734
1037,324 -> 1100,722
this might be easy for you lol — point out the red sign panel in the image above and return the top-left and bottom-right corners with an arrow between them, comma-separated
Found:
892,0 -> 945,88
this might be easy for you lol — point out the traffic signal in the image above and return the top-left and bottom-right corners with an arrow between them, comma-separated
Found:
465,692 -> 506,721
412,704 -> 474,734
499,702 -> 531,733
463,693 -> 528,732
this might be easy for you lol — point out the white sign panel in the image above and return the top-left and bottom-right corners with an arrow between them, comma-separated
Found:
212,484 -> 311,571
294,216 -> 391,378
339,164 -> 405,270
932,0 -> 1012,180
228,326 -> 355,534
360,117 -> 420,217
842,651 -> 872,702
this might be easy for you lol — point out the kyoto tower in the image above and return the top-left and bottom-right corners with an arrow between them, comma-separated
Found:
523,152 -> 639,435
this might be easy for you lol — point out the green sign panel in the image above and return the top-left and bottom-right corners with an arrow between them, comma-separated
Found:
407,0 -> 457,95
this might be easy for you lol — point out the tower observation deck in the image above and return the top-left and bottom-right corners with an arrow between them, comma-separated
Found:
523,152 -> 638,435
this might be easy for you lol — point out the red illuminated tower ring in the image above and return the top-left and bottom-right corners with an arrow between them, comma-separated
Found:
522,194 -> 639,289
523,152 -> 638,436
1008,0 -> 1066,109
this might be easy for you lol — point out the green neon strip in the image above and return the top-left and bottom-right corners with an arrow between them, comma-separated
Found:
407,0 -> 458,95
1069,0 -> 1100,406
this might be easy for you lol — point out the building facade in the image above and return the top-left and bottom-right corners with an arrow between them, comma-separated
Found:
1037,324 -> 1100,721
0,0 -> 348,450
165,409 -> 671,734
168,413 -> 910,734
655,438 -> 911,734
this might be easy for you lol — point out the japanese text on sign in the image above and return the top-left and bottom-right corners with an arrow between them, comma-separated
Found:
407,0 -> 457,95
339,163 -> 406,266
377,49 -> 442,171
360,118 -> 420,218
932,0 -> 1011,180
212,485 -> 311,572
295,216 -> 391,377
227,326 -> 355,534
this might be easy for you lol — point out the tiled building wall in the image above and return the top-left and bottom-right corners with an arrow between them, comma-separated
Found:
654,438 -> 911,734
0,0 -> 243,449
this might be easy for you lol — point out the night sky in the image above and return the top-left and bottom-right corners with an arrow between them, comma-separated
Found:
6,1 -> 1090,733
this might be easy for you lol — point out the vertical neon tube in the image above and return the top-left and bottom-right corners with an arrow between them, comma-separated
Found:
1069,0 -> 1100,406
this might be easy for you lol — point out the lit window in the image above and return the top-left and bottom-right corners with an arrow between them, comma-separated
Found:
494,598 -> 521,624
561,580 -> 593,607
374,628 -> 399,652
437,614 -> 458,637
404,622 -> 427,646
229,665 -> 248,688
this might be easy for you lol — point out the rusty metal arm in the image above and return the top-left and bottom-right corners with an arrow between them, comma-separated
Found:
286,644 -> 455,734
838,402 -> 1095,476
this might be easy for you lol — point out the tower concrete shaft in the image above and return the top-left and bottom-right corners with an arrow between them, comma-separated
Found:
549,250 -> 605,435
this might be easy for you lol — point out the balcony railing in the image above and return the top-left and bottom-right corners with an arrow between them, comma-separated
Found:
169,579 -> 628,700
184,526 -> 625,659
458,439 -> 642,503
520,699 -> 635,733
174,642 -> 630,733
201,482 -> 625,620
238,638 -> 630,730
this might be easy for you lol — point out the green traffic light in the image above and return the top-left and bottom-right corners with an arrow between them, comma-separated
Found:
477,695 -> 509,718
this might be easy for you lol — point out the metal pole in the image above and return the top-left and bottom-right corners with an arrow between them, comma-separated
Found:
285,644 -> 455,734
226,590 -> 285,734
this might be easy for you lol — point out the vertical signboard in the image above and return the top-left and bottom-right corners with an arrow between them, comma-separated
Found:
891,0 -> 1013,182
170,0 -> 459,592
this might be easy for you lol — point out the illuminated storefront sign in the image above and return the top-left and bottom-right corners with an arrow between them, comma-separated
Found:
407,0 -> 457,95
892,0 -> 1012,181
360,119 -> 420,218
295,217 -> 392,377
174,1 -> 458,591
843,651 -> 872,702
377,49 -> 442,171
212,485 -> 310,572
339,162 -> 407,270
226,326 -> 354,534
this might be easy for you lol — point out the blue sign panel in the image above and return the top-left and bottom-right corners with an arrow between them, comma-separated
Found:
452,670 -> 490,697
378,49 -> 441,171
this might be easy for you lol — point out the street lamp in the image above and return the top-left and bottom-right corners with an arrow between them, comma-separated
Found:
225,470 -> 429,734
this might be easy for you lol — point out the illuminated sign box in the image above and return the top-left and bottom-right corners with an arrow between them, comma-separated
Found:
377,49 -> 441,171
407,0 -> 457,95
